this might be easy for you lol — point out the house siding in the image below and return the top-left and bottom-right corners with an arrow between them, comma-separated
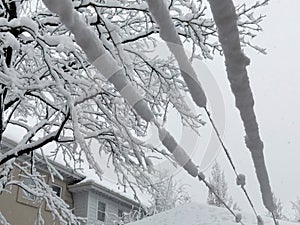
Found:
73,191 -> 89,217
0,167 -> 74,225
49,176 -> 74,208
0,166 -> 139,225
85,190 -> 135,225
87,191 -> 98,224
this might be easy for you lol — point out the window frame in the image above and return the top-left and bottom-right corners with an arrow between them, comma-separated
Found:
118,209 -> 124,219
51,184 -> 63,198
97,200 -> 106,222
118,209 -> 125,224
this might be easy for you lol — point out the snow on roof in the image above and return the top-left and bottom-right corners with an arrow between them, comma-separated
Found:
69,168 -> 152,208
69,178 -> 141,208
128,203 -> 297,225
1,137 -> 85,184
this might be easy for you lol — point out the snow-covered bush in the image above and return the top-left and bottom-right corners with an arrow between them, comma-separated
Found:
150,171 -> 191,214
207,162 -> 239,210
267,193 -> 285,220
291,196 -> 300,222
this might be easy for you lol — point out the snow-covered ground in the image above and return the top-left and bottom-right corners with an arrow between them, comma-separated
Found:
129,203 -> 296,225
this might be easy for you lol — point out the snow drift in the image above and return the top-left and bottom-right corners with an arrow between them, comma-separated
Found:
128,203 -> 296,225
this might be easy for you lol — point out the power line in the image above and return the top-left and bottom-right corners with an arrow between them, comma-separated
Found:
204,107 -> 238,176
198,172 -> 245,225
204,106 -> 279,225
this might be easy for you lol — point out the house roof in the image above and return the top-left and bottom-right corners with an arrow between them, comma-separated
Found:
33,156 -> 85,185
1,137 -> 85,185
128,203 -> 297,225
68,179 -> 141,208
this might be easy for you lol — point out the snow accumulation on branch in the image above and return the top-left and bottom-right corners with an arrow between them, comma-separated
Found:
207,0 -> 275,212
145,0 -> 207,108
42,0 -> 154,122
42,0 -> 200,178
9,162 -> 83,225
0,211 -> 10,225
0,159 -> 14,194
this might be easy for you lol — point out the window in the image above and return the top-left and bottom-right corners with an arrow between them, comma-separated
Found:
97,201 -> 106,222
22,178 -> 35,201
118,209 -> 124,218
51,184 -> 62,197
118,209 -> 124,224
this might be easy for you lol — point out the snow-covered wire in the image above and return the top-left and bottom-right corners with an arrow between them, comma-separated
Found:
145,0 -> 269,223
271,211 -> 279,225
198,173 -> 244,225
205,107 -> 262,221
206,0 -> 275,215
156,124 -> 246,223
204,107 -> 238,176
145,0 -> 207,108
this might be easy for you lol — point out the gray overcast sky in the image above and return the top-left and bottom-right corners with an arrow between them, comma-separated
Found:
173,0 -> 300,217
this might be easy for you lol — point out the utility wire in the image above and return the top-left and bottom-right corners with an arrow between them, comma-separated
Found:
271,212 -> 279,225
203,107 -> 280,225
198,173 -> 244,225
241,186 -> 258,217
204,107 -> 238,176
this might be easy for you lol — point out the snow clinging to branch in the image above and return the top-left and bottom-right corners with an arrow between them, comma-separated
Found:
42,0 -> 200,181
145,0 -> 207,108
42,0 -> 155,123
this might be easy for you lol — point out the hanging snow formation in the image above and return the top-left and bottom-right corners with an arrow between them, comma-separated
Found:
42,0 -> 153,122
207,0 -> 275,212
42,0 -> 199,178
145,0 -> 207,108
158,127 -> 198,177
